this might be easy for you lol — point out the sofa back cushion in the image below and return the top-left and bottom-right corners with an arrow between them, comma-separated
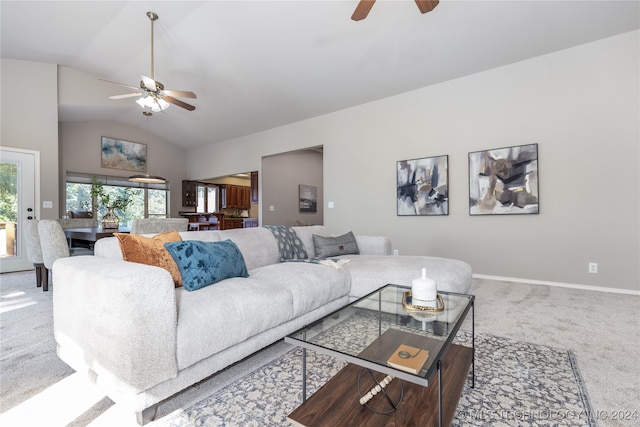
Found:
291,225 -> 330,257
216,227 -> 280,270
94,236 -> 124,259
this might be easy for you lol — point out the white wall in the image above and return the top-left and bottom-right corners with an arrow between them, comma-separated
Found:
59,120 -> 187,216
187,31 -> 640,292
1,59 -> 59,220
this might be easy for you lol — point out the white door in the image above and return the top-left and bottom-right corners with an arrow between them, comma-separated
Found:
0,148 -> 38,273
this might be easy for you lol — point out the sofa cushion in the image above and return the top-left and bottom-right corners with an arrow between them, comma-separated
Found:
115,230 -> 183,287
175,277 -> 294,370
291,225 -> 330,257
216,227 -> 280,270
339,255 -> 472,298
250,262 -> 350,317
313,231 -> 359,258
164,240 -> 249,291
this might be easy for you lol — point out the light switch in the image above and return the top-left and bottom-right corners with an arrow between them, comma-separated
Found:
328,201 -> 334,209
43,201 -> 53,208
269,205 -> 275,211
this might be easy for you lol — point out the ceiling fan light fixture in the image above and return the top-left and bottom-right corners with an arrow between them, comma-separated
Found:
129,174 -> 166,184
136,95 -> 169,112
102,11 -> 196,112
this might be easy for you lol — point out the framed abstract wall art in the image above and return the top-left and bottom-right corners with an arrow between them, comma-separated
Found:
100,136 -> 147,172
468,143 -> 539,215
299,184 -> 317,213
397,155 -> 448,216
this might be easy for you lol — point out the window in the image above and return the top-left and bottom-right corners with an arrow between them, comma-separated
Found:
65,172 -> 169,224
196,184 -> 218,213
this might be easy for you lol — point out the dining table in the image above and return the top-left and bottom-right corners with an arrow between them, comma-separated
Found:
63,226 -> 130,249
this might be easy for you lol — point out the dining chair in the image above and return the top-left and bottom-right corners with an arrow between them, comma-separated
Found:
57,218 -> 99,229
67,210 -> 93,218
130,218 -> 189,234
23,220 -> 47,290
37,220 -> 93,291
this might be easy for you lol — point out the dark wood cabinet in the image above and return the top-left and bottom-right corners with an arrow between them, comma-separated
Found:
182,180 -> 197,207
223,218 -> 244,229
220,184 -> 251,209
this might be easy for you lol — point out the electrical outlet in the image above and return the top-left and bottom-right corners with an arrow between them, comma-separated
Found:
588,263 -> 598,274
393,250 -> 399,256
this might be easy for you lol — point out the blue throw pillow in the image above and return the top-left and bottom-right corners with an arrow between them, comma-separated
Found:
164,239 -> 249,291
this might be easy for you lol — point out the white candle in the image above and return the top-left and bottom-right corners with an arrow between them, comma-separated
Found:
412,268 -> 437,304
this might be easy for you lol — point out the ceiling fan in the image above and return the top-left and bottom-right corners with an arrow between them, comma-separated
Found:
102,11 -> 196,113
351,0 -> 439,21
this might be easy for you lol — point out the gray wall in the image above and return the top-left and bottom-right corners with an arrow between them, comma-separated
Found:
187,31 -> 639,292
261,149 -> 323,226
59,120 -> 187,217
1,58 -> 59,220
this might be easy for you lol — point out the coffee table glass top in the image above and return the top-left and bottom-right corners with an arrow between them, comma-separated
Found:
285,284 -> 474,387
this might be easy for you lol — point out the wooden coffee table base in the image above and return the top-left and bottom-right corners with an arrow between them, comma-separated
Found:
288,343 -> 472,427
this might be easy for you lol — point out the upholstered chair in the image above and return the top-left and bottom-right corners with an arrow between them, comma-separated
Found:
67,210 -> 93,218
57,218 -> 99,229
130,218 -> 189,234
23,220 -> 47,290
37,220 -> 93,291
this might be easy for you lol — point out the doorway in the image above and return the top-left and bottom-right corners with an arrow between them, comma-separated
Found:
0,148 -> 38,272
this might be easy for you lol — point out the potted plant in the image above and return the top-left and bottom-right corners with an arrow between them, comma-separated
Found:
90,178 -> 138,229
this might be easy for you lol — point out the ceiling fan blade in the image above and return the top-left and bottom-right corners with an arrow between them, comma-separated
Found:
109,92 -> 143,100
415,0 -> 439,14
99,78 -> 140,91
351,0 -> 375,21
163,90 -> 197,99
141,75 -> 157,92
163,95 -> 196,111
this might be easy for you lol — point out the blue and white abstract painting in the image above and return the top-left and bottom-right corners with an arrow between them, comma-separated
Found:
101,137 -> 147,172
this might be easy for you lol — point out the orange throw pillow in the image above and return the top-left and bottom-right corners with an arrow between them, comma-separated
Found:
115,230 -> 183,288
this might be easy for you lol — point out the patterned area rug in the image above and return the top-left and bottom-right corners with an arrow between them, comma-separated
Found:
161,332 -> 596,427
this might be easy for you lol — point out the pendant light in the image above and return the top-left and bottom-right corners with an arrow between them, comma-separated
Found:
129,111 -> 166,184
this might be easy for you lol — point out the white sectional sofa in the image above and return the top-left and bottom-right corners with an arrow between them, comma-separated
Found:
52,225 -> 471,424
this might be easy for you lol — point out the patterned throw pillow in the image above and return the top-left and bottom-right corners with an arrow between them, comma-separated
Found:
263,225 -> 308,261
164,239 -> 249,291
312,232 -> 360,258
115,230 -> 183,287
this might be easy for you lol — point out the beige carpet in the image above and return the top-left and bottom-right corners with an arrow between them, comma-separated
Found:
0,271 -> 638,427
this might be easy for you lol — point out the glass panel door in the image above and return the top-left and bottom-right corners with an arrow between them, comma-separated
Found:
0,148 -> 37,272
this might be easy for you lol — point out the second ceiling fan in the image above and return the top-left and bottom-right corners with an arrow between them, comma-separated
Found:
103,11 -> 197,112
351,0 -> 439,21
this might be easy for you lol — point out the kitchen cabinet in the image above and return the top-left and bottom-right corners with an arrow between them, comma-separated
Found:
223,218 -> 244,230
182,180 -> 197,207
220,185 -> 251,209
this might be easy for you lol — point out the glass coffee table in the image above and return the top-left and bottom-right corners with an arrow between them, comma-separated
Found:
285,284 -> 474,427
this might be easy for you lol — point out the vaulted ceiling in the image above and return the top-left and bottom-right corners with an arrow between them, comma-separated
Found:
2,1 -> 638,149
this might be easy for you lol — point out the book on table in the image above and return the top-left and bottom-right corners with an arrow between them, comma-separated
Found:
387,344 -> 430,374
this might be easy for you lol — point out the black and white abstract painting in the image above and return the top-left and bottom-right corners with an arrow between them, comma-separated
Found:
299,184 -> 317,213
468,143 -> 539,215
397,155 -> 448,216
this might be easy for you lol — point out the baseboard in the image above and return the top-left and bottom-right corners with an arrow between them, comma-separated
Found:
472,274 -> 640,296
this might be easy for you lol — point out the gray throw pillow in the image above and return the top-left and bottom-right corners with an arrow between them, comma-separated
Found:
312,232 -> 359,258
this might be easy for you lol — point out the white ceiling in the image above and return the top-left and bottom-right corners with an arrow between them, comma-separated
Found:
2,1 -> 638,150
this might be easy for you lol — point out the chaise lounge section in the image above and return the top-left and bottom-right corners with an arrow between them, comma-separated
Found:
52,225 -> 471,424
